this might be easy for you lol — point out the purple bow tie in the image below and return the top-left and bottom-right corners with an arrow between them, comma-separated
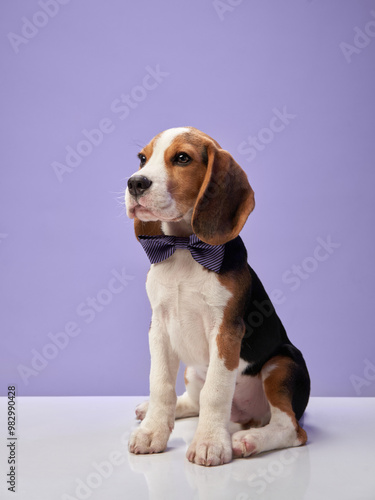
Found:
138,234 -> 225,273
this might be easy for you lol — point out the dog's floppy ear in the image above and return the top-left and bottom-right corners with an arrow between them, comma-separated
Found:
192,143 -> 255,245
134,218 -> 162,241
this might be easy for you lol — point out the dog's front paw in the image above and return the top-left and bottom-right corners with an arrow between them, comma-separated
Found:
128,424 -> 170,455
186,429 -> 232,466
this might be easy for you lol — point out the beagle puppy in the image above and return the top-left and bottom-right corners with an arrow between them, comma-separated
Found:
125,127 -> 310,466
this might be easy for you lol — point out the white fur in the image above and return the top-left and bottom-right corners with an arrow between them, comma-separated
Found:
146,250 -> 232,366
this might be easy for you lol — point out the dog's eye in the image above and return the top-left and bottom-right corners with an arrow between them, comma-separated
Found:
174,152 -> 191,165
138,154 -> 147,167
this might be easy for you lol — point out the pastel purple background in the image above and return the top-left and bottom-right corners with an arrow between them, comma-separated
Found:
1,0 -> 375,398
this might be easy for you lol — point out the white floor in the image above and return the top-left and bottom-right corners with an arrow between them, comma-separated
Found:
0,396 -> 374,500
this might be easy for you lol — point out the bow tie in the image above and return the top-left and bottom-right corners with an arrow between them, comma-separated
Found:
138,234 -> 226,273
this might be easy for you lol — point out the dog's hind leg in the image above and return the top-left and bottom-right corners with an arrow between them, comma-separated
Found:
135,366 -> 204,421
134,400 -> 149,421
232,355 -> 310,457
175,366 -> 205,418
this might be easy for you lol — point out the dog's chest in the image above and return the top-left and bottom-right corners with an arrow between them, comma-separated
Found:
146,249 -> 232,366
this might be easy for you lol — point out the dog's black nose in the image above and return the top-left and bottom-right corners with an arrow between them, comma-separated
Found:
127,175 -> 152,197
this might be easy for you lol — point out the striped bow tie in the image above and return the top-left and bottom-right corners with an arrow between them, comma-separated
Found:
138,234 -> 225,273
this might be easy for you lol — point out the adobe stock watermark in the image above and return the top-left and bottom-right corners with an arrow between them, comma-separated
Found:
7,0 -> 73,55
236,448 -> 300,497
280,235 -> 340,293
17,267 -> 134,386
237,106 -> 296,163
213,0 -> 244,21
350,359 -> 375,395
61,429 -> 130,500
51,65 -> 169,183
340,11 -> 375,63
243,235 -> 341,338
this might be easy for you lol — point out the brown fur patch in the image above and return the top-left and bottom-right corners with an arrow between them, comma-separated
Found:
184,367 -> 189,386
134,218 -> 162,240
216,332 -> 243,371
216,267 -> 251,371
262,356 -> 307,445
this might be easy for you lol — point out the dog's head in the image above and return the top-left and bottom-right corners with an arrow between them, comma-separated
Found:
125,127 -> 255,245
